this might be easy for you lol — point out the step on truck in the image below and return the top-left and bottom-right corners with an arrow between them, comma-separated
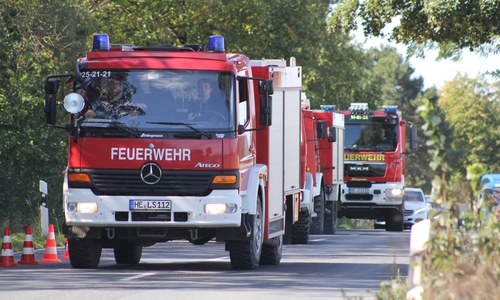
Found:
337,103 -> 417,231
42,34 -> 304,269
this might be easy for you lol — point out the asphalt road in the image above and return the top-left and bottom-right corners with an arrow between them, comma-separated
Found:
0,229 -> 410,300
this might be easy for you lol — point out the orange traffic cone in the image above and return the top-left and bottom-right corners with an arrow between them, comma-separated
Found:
18,225 -> 38,265
40,224 -> 61,263
0,226 -> 18,267
62,238 -> 69,260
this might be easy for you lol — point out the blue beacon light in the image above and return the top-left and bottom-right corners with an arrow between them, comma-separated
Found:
383,106 -> 398,114
208,36 -> 225,53
320,105 -> 336,112
92,34 -> 110,51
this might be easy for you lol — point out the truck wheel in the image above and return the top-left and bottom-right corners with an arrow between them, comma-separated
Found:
291,209 -> 310,244
323,201 -> 337,234
259,235 -> 283,265
68,238 -> 102,269
386,209 -> 404,232
310,190 -> 325,234
114,240 -> 142,264
228,197 -> 263,270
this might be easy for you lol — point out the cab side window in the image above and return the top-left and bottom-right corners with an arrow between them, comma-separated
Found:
238,79 -> 249,126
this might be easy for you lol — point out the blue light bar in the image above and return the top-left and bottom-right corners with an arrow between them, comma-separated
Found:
208,36 -> 225,53
383,105 -> 398,114
92,34 -> 110,51
320,105 -> 336,111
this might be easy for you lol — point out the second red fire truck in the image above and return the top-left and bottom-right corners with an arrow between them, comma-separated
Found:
337,103 -> 417,231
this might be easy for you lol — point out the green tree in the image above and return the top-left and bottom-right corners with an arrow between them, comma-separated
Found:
330,0 -> 500,59
438,75 -> 500,172
0,0 -> 94,231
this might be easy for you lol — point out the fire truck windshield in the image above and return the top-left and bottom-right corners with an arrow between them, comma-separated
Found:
344,124 -> 398,151
79,70 -> 234,132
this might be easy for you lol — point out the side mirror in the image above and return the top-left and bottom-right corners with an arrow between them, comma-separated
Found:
45,78 -> 60,94
327,126 -> 336,143
258,80 -> 274,95
44,78 -> 60,125
44,94 -> 57,125
259,95 -> 272,127
238,124 -> 246,135
410,125 -> 417,151
316,121 -> 327,140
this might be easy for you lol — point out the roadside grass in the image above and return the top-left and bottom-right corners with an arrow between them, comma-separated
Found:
376,274 -> 407,300
338,218 -> 375,230
10,232 -> 65,252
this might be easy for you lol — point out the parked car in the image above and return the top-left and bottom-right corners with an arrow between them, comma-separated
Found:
404,188 -> 429,228
374,188 -> 429,229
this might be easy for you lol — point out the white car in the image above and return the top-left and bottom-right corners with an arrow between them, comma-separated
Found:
404,188 -> 429,228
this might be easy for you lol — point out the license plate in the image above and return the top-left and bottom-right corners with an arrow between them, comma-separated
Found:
129,200 -> 171,211
348,188 -> 370,194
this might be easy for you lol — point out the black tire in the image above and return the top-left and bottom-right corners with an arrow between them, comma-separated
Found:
259,235 -> 283,265
68,238 -> 102,269
323,201 -> 337,235
291,209 -> 310,244
310,190 -> 325,234
386,209 -> 404,232
114,240 -> 142,264
228,197 -> 263,270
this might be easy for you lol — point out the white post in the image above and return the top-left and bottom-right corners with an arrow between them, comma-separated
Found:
407,219 -> 431,300
39,180 -> 49,236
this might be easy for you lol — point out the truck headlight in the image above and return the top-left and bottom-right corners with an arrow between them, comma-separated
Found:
204,203 -> 238,214
67,202 -> 98,213
386,188 -> 403,201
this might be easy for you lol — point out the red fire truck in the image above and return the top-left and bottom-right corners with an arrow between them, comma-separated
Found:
289,99 -> 344,244
337,103 -> 417,231
311,104 -> 344,235
42,34 -> 305,269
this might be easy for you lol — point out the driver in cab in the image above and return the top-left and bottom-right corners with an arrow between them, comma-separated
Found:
187,78 -> 226,121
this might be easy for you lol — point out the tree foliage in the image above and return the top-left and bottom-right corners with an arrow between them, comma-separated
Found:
438,75 -> 500,172
330,0 -> 500,59
0,0 -> 94,230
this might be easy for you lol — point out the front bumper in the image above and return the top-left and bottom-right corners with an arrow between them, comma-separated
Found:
64,188 -> 242,228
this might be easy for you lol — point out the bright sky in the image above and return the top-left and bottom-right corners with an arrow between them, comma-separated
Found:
354,28 -> 500,90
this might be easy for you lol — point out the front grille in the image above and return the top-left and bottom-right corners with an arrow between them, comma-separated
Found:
92,170 -> 212,196
344,163 -> 386,177
114,211 -> 189,222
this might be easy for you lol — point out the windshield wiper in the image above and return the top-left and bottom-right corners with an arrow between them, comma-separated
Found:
82,119 -> 141,138
146,122 -> 212,139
